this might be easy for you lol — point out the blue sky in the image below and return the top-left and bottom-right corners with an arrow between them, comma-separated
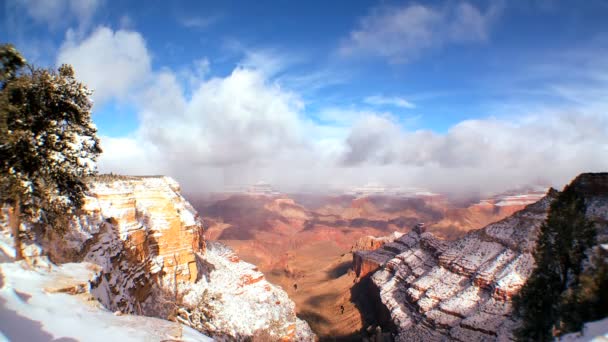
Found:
2,0 -> 608,193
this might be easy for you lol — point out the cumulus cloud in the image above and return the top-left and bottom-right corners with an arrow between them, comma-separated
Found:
342,115 -> 402,165
98,63 -> 320,192
140,68 -> 306,166
364,95 -> 415,108
339,2 -> 502,63
57,26 -> 152,104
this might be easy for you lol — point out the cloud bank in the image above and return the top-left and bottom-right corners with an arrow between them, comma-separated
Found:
56,25 -> 608,196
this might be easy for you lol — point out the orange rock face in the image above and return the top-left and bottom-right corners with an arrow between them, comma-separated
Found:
86,177 -> 205,284
55,176 -> 208,313
353,254 -> 382,279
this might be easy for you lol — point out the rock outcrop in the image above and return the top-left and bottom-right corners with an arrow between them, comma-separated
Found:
361,194 -> 556,341
359,173 -> 608,341
352,231 -> 406,252
24,176 -> 314,341
353,231 -> 408,279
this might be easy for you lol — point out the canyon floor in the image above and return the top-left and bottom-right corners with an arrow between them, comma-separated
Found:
188,190 -> 545,339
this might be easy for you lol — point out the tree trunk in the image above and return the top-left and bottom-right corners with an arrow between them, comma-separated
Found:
10,195 -> 23,260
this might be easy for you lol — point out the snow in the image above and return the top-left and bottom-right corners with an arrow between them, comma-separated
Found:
179,243 -> 296,338
0,176 -> 315,341
559,317 -> 608,341
0,232 -> 212,342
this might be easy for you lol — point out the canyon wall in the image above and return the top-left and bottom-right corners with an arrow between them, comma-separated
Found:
356,195 -> 554,341
356,173 -> 608,341
39,176 -> 314,341
352,231 -> 408,279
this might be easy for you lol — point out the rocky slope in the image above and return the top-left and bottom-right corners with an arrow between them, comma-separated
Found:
356,173 -> 608,341
0,248 -> 213,342
4,176 -> 315,341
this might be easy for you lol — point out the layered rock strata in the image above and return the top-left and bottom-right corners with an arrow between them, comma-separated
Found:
32,176 -> 314,341
359,192 -> 556,341
353,227 -> 419,279
352,231 -> 406,252
360,173 -> 608,341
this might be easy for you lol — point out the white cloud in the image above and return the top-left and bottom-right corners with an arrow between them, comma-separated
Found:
340,111 -> 608,193
94,51 -> 608,195
57,26 -> 152,104
141,67 -> 306,166
193,58 -> 211,77
15,0 -> 102,30
86,26 -> 606,196
177,58 -> 211,90
342,115 -> 402,165
239,49 -> 296,77
339,2 -> 502,63
97,136 -> 161,176
98,64 -> 328,192
364,95 -> 415,108
98,68 -> 608,194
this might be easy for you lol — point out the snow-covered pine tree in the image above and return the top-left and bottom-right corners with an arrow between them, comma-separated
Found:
0,44 -> 102,260
513,184 -> 596,341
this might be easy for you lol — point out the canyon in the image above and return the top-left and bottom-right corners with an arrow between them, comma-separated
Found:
1,173 -> 605,341
188,187 -> 545,338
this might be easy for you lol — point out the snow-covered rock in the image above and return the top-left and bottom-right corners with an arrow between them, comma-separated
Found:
361,173 -> 608,341
1,175 -> 315,341
178,242 -> 314,340
0,232 -> 212,341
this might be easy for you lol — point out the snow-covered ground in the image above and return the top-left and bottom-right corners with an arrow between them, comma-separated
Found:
560,317 -> 608,342
0,231 -> 212,342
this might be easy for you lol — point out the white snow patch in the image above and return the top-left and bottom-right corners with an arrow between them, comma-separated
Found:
559,317 -> 608,341
0,234 -> 211,342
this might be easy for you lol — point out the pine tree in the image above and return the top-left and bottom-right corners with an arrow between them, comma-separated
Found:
514,184 -> 596,341
0,44 -> 102,260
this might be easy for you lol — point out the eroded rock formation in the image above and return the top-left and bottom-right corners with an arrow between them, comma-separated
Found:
353,231 -> 407,278
190,186 -> 547,338
357,173 -> 608,341
355,194 -> 556,341
38,176 -> 314,341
